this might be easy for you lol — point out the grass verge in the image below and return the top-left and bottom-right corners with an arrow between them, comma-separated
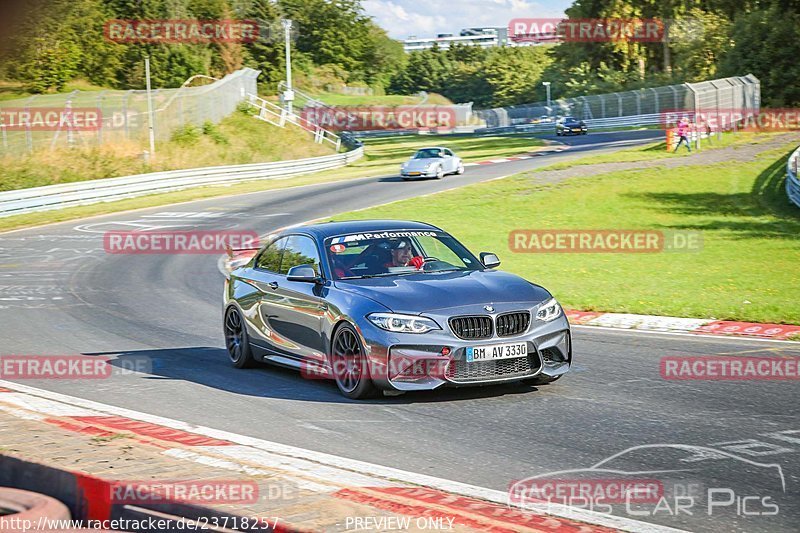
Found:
331,142 -> 800,324
0,106 -> 335,192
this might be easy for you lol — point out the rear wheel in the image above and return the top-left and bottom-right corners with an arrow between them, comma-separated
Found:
331,323 -> 378,399
224,307 -> 254,368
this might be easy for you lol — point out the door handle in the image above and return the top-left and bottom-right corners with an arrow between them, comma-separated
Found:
268,281 -> 279,290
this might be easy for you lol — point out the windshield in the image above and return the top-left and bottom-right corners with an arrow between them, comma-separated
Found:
413,148 -> 443,159
326,230 -> 481,280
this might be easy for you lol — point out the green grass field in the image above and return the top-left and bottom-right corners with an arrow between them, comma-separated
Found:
332,141 -> 800,324
0,107 -> 335,192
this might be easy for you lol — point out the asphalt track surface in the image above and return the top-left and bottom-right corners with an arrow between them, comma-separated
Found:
1,130 -> 798,532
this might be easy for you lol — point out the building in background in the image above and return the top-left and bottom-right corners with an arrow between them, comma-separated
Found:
403,27 -> 523,52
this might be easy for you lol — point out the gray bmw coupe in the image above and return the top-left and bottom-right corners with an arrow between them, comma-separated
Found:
224,220 -> 571,399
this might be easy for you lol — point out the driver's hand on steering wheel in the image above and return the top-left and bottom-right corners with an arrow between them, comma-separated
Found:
406,256 -> 425,270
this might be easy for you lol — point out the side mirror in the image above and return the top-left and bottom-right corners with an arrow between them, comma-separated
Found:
480,252 -> 501,268
287,265 -> 321,283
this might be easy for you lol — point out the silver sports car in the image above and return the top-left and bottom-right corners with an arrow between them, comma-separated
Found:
224,220 -> 571,399
400,147 -> 465,180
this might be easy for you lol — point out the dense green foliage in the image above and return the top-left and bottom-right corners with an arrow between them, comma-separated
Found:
0,0 -> 798,106
0,0 -> 404,94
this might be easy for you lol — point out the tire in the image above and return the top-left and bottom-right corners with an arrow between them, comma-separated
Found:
224,306 -> 255,368
0,488 -> 70,523
522,374 -> 562,386
433,166 -> 443,179
330,322 -> 378,399
456,162 -> 465,175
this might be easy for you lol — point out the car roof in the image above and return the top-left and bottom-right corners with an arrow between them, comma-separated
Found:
286,219 -> 444,240
415,146 -> 446,151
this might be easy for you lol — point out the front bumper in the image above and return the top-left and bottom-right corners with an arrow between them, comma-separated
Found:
401,168 -> 437,178
354,308 -> 571,391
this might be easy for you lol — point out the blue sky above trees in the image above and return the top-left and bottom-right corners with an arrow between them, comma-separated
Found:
362,0 -> 571,39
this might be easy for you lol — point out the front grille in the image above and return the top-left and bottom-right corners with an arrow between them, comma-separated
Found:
496,311 -> 530,337
449,316 -> 493,340
446,353 -> 541,383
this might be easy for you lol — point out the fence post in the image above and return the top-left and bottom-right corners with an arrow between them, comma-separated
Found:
651,87 -> 659,115
685,83 -> 700,150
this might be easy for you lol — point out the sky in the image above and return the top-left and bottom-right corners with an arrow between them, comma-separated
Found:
362,0 -> 573,39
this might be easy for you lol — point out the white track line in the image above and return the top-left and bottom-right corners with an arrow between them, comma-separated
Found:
0,380 -> 685,533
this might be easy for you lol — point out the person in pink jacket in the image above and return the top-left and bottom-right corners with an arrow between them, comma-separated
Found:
674,117 -> 692,153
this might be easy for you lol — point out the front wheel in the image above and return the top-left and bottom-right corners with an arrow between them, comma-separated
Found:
455,162 -> 465,175
331,323 -> 378,399
435,166 -> 444,179
224,307 -> 254,368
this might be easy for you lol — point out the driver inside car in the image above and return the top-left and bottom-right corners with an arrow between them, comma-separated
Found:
387,239 -> 424,269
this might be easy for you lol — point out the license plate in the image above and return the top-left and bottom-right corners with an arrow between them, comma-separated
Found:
466,342 -> 527,363
572,128 -> 582,132
408,172 -> 421,176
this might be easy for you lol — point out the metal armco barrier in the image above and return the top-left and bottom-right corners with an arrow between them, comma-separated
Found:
787,145 -> 800,208
0,147 -> 364,218
476,113 -> 665,134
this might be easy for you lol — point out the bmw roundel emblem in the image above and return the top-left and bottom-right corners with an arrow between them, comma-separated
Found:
484,305 -> 494,313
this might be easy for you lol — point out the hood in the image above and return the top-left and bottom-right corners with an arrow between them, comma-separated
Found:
403,158 -> 441,170
333,269 -> 551,314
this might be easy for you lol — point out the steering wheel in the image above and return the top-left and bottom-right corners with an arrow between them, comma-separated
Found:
421,257 -> 441,271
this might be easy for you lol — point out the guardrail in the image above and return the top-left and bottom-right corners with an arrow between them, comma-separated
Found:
0,147 -> 364,218
787,145 -> 800,208
477,113 -> 664,135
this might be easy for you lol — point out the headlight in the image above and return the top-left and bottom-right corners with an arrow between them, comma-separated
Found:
367,313 -> 441,334
536,298 -> 562,322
